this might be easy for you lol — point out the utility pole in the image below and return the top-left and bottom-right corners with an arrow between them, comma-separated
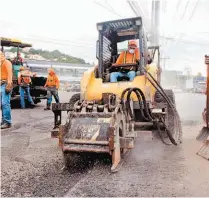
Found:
151,0 -> 160,46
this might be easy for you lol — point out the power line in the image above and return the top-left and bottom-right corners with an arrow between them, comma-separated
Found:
18,37 -> 95,49
127,0 -> 150,33
160,36 -> 209,47
94,0 -> 122,17
172,0 -> 181,20
163,1 -> 191,55
104,0 -> 120,16
181,0 -> 190,20
188,0 -> 200,20
30,35 -> 95,46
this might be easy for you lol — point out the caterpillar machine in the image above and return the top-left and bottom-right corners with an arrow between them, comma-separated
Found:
0,37 -> 47,106
196,55 -> 209,160
51,17 -> 182,172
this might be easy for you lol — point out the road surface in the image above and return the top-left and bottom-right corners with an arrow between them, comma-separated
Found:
1,92 -> 209,197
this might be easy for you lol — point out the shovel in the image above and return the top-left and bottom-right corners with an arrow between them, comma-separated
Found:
196,126 -> 209,142
197,138 -> 209,160
196,55 -> 209,161
197,55 -> 209,142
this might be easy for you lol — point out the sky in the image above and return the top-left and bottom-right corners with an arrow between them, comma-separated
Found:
1,0 -> 209,75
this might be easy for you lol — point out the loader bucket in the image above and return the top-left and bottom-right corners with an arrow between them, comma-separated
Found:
196,127 -> 209,142
61,115 -> 112,154
196,139 -> 209,160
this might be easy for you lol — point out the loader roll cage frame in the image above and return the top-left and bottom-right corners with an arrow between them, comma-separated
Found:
96,17 -> 149,81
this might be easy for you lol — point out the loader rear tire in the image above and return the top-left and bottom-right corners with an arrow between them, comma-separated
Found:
164,90 -> 182,144
154,89 -> 182,144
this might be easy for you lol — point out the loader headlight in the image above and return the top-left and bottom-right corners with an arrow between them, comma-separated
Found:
97,25 -> 103,31
135,20 -> 141,26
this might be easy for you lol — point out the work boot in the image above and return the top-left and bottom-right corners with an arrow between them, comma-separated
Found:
1,123 -> 12,129
44,104 -> 51,110
30,103 -> 36,109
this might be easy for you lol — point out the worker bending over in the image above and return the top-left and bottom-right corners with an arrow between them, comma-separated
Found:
0,51 -> 13,129
18,66 -> 36,109
110,40 -> 140,82
44,68 -> 60,110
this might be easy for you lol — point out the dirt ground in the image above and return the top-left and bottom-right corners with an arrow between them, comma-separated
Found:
1,91 -> 209,197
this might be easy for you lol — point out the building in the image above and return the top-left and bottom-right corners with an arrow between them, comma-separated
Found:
28,54 -> 45,60
26,59 -> 92,83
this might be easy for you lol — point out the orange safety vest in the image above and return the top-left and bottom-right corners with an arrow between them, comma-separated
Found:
19,71 -> 31,85
0,60 -> 12,82
46,75 -> 58,87
123,51 -> 136,63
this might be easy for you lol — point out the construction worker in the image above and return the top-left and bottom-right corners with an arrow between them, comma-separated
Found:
110,40 -> 140,82
13,52 -> 24,65
44,68 -> 60,110
18,67 -> 36,109
0,51 -> 13,129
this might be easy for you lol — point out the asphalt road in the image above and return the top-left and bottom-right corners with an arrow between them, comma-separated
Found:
1,91 -> 209,197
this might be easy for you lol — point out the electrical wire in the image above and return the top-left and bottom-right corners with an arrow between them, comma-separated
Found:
30,35 -> 95,46
188,0 -> 200,20
172,0 -> 181,20
94,0 -> 122,17
15,37 -> 95,49
181,0 -> 190,19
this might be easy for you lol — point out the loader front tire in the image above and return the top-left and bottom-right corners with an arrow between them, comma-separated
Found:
68,93 -> 80,112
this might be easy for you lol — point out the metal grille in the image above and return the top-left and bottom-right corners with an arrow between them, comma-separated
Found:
108,20 -> 134,29
103,36 -> 111,66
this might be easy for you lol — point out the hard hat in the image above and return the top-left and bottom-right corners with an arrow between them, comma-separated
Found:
48,68 -> 55,75
19,66 -> 25,71
128,40 -> 138,47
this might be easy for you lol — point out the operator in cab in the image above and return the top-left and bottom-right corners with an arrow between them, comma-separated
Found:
44,68 -> 60,110
0,51 -> 13,129
110,40 -> 140,82
18,66 -> 36,109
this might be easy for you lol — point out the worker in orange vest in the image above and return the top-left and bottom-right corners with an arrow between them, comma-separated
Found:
18,66 -> 36,108
0,51 -> 13,129
110,40 -> 140,82
44,68 -> 60,110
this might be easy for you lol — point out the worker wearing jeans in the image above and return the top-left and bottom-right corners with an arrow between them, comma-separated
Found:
18,67 -> 35,109
1,83 -> 12,126
0,51 -> 13,129
44,68 -> 60,110
110,40 -> 140,82
19,86 -> 35,108
110,71 -> 136,82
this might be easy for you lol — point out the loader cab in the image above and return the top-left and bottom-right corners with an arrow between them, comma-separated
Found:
96,17 -> 148,82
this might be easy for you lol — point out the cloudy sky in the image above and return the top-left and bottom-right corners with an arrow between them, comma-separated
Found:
1,0 -> 209,75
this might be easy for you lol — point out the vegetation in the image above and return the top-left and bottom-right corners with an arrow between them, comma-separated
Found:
8,48 -> 87,64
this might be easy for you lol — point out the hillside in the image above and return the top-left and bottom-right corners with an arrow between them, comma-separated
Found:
8,47 -> 86,64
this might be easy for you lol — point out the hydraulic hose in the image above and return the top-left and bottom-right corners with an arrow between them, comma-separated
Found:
141,67 -> 181,145
121,87 -> 153,122
126,88 -> 153,121
126,88 -> 150,121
